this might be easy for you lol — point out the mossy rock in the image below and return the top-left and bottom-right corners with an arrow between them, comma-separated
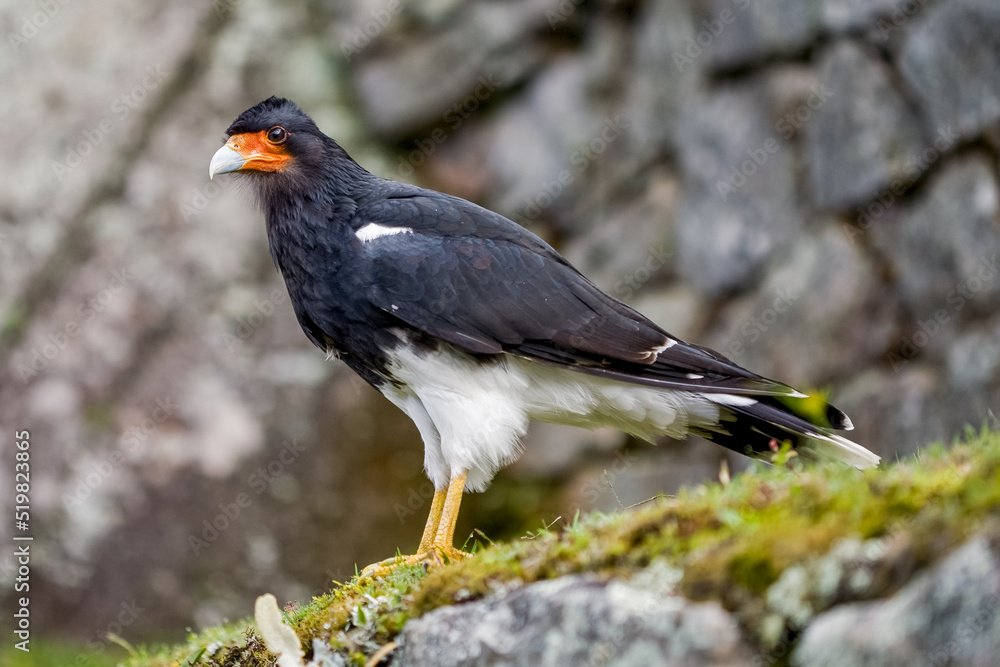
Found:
124,427 -> 1000,666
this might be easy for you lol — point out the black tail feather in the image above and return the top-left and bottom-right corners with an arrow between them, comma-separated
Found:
700,397 -> 878,468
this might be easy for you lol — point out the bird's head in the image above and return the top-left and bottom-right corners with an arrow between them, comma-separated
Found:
209,96 -> 330,183
209,97 -> 371,207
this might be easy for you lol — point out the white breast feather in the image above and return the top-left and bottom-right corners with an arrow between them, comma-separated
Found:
383,343 -> 720,491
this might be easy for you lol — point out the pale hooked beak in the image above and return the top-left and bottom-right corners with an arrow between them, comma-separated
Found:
209,144 -> 246,179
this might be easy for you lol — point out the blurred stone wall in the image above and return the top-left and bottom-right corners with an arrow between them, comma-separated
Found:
0,0 -> 998,650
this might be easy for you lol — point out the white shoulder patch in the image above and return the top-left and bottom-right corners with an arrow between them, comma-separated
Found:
356,223 -> 414,243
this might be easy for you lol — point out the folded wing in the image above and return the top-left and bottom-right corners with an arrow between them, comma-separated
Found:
356,191 -> 812,402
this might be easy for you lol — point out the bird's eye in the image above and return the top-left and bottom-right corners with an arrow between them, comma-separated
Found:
266,126 -> 287,144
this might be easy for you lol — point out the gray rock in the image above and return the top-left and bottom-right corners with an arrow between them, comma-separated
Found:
946,316 -> 1000,393
352,0 -> 553,138
622,0 -> 700,156
794,535 -> 1000,667
870,155 -> 1000,318
764,64 -> 824,139
629,284 -> 704,343
561,171 -> 677,296
756,535 -> 906,653
805,41 -> 926,211
943,316 -> 1000,433
675,82 -> 803,295
839,313 -> 998,450
705,226 -> 895,387
703,0 -> 824,69
484,57 -> 608,224
398,573 -> 754,667
899,0 -> 1000,142
834,366 -> 946,459
821,0 -> 926,33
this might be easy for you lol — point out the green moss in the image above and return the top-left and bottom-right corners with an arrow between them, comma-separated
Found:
119,623 -> 271,667
1,639 -> 123,667
291,562 -> 427,651
126,427 -> 1000,666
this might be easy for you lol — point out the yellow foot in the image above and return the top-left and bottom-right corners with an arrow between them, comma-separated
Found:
428,544 -> 472,566
359,544 -> 472,579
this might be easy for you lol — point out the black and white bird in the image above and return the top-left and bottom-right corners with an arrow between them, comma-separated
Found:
210,97 -> 879,575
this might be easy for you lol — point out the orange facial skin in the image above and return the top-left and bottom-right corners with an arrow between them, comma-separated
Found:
226,130 -> 292,172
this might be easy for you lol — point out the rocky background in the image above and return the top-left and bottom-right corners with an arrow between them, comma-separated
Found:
0,0 -> 998,654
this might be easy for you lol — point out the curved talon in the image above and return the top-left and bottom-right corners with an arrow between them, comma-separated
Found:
358,544 -> 472,579
432,544 -> 472,565
359,555 -> 415,579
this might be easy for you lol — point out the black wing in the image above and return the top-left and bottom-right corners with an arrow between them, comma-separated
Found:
354,189 -> 804,399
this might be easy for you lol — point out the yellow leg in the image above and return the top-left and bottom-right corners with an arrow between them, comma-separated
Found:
359,473 -> 471,578
416,489 -> 447,553
429,470 -> 470,562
